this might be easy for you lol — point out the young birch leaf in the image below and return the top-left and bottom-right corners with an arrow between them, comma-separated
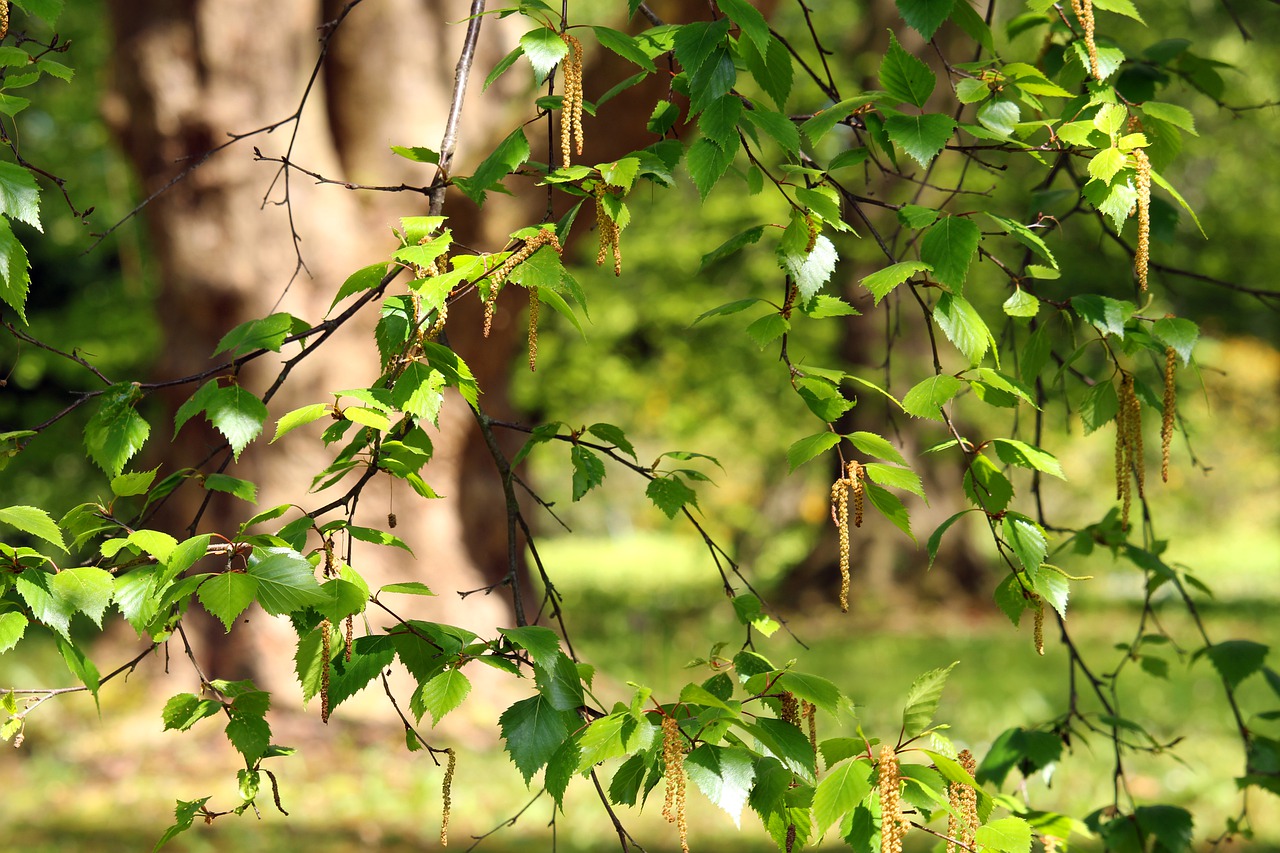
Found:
213,313 -> 298,356
812,758 -> 873,836
685,744 -> 756,827
0,218 -> 31,322
570,445 -> 606,501
901,661 -> 958,738
1206,640 -> 1269,689
0,611 -> 28,653
0,505 -> 67,552
847,431 -> 908,466
920,216 -> 981,292
85,383 -> 150,478
896,0 -> 957,40
861,261 -> 930,305
56,636 -> 100,705
1152,317 -> 1198,365
646,475 -> 698,518
416,669 -> 472,725
740,32 -> 792,109
500,694 -> 569,783
902,375 -> 964,420
933,292 -> 991,366
864,482 -> 915,541
0,160 -> 41,231
862,463 -> 926,500
205,385 -> 267,461
926,509 -> 973,568
884,113 -> 956,167
498,625 -> 562,669
788,432 -> 840,472
1003,513 -> 1047,577
246,547 -> 325,615
1033,566 -> 1070,618
741,718 -> 817,783
779,235 -> 838,302
775,671 -> 845,717
520,27 -> 569,81
992,438 -> 1065,479
49,567 -> 113,627
272,403 -> 331,443
672,18 -> 731,78
203,473 -> 258,503
16,567 -> 73,638
975,817 -> 1033,853
196,572 -> 258,632
880,31 -> 936,107
686,137 -> 736,199
454,128 -> 531,205
592,26 -> 657,73
718,0 -> 771,55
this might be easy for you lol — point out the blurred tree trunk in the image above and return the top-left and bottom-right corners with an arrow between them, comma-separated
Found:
101,0 -> 528,712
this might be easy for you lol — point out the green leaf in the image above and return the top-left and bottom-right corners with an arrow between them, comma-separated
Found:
152,797 -> 211,853
570,445 -> 606,501
160,534 -> 213,588
864,482 -> 915,541
745,313 -> 789,348
885,113 -> 956,167
1150,168 -> 1205,237
454,128 -> 530,205
977,100 -> 1020,137
416,669 -> 472,726
775,670 -> 845,717
813,758 -> 873,835
586,423 -> 638,460
203,473 -> 257,503
196,572 -> 258,632
847,431 -> 908,467
213,313 -> 298,356
1003,289 -> 1040,318
272,403 -> 331,443
788,431 -> 840,472
778,234 -> 838,302
740,32 -> 792,110
389,146 -> 439,165
378,581 -> 435,596
0,505 -> 67,552
498,625 -> 563,669
1206,640 -> 1269,689
902,661 -> 958,738
686,744 -> 757,827
898,204 -> 940,228
0,611 -> 28,653
536,652 -> 585,711
205,385 -> 267,461
926,510 -> 973,569
902,374 -> 965,420
0,160 -> 42,231
731,593 -> 780,637
963,454 -> 1013,513
934,293 -> 992,366
592,26 -> 657,73
672,18 -> 731,78
1152,317 -> 1198,365
896,0 -> 956,39
699,226 -> 766,271
975,816 -> 1033,853
1140,101 -> 1196,136
1135,805 -> 1194,853
646,475 -> 698,519
520,26 -> 569,81
162,693 -> 223,731
1079,380 -> 1119,434
920,216 -> 981,292
111,468 -> 159,498
0,218 -> 31,322
1087,147 -> 1126,183
225,713 -> 271,765
500,694 -> 570,784
743,107 -> 801,156
246,547 -> 325,615
1072,294 -> 1133,338
85,383 -> 150,478
992,439 -> 1065,479
484,45 -> 524,91
797,377 -> 854,422
49,567 -> 114,627
686,137 -> 736,200
1033,565 -> 1070,618
718,0 -> 771,55
862,261 -> 930,305
880,31 -> 936,107
863,463 -> 926,500
391,362 -> 446,425
1003,513 -> 1047,576
740,717 -> 817,783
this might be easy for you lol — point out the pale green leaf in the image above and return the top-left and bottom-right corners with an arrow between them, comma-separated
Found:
0,505 -> 66,552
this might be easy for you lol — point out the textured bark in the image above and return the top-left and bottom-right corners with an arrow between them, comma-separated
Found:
101,0 -> 528,718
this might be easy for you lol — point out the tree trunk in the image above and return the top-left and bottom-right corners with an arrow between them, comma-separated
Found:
102,0 -> 529,719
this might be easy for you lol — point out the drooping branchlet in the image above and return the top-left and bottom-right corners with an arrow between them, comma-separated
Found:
441,748 -> 456,846
1070,0 -> 1100,79
878,745 -> 908,853
559,33 -> 584,168
662,714 -> 689,853
1161,346 -> 1177,482
1134,148 -> 1152,291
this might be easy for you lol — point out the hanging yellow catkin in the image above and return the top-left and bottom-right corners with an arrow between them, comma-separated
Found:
1161,346 -> 1177,482
947,750 -> 978,853
0,3 -> 8,41
527,288 -> 540,372
1033,597 -> 1046,656
1134,148 -> 1152,291
483,229 -> 563,337
440,748 -> 456,846
662,715 -> 689,853
879,745 -> 908,853
560,33 -> 584,167
320,619 -> 332,724
830,471 -> 851,612
1070,0 -> 1100,79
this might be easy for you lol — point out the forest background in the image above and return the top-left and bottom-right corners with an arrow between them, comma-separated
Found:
1,0 -> 1278,851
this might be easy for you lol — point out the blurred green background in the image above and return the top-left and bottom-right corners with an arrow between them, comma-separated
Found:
2,1 -> 1279,851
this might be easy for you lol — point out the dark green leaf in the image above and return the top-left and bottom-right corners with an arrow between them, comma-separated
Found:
933,292 -> 992,366
699,226 -> 765,271
213,313 -> 297,356
498,625 -> 562,669
927,510 -> 973,569
880,31 -> 936,107
0,218 -> 31,322
787,431 -> 840,472
862,261 -> 930,305
646,475 -> 698,519
85,383 -> 150,478
1072,294 -> 1133,338
672,19 -> 731,78
745,313 -> 789,348
246,547 -> 325,615
592,26 -> 657,73
570,445 -> 606,501
775,670 -> 845,717
686,137 -> 736,200
225,713 -> 270,765
454,128 -> 530,205
741,717 -> 816,783
812,758 -> 873,835
963,454 -> 1014,513
162,693 -> 223,731
740,32 -> 792,109
1206,640 -> 1269,689
896,0 -> 956,39
885,113 -> 956,167
0,160 -> 42,231
0,505 -> 66,552
920,216 -> 981,292
1079,380 -> 1119,434
587,423 -> 638,459
500,694 -> 570,783
537,651 -> 586,711
864,482 -> 915,541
